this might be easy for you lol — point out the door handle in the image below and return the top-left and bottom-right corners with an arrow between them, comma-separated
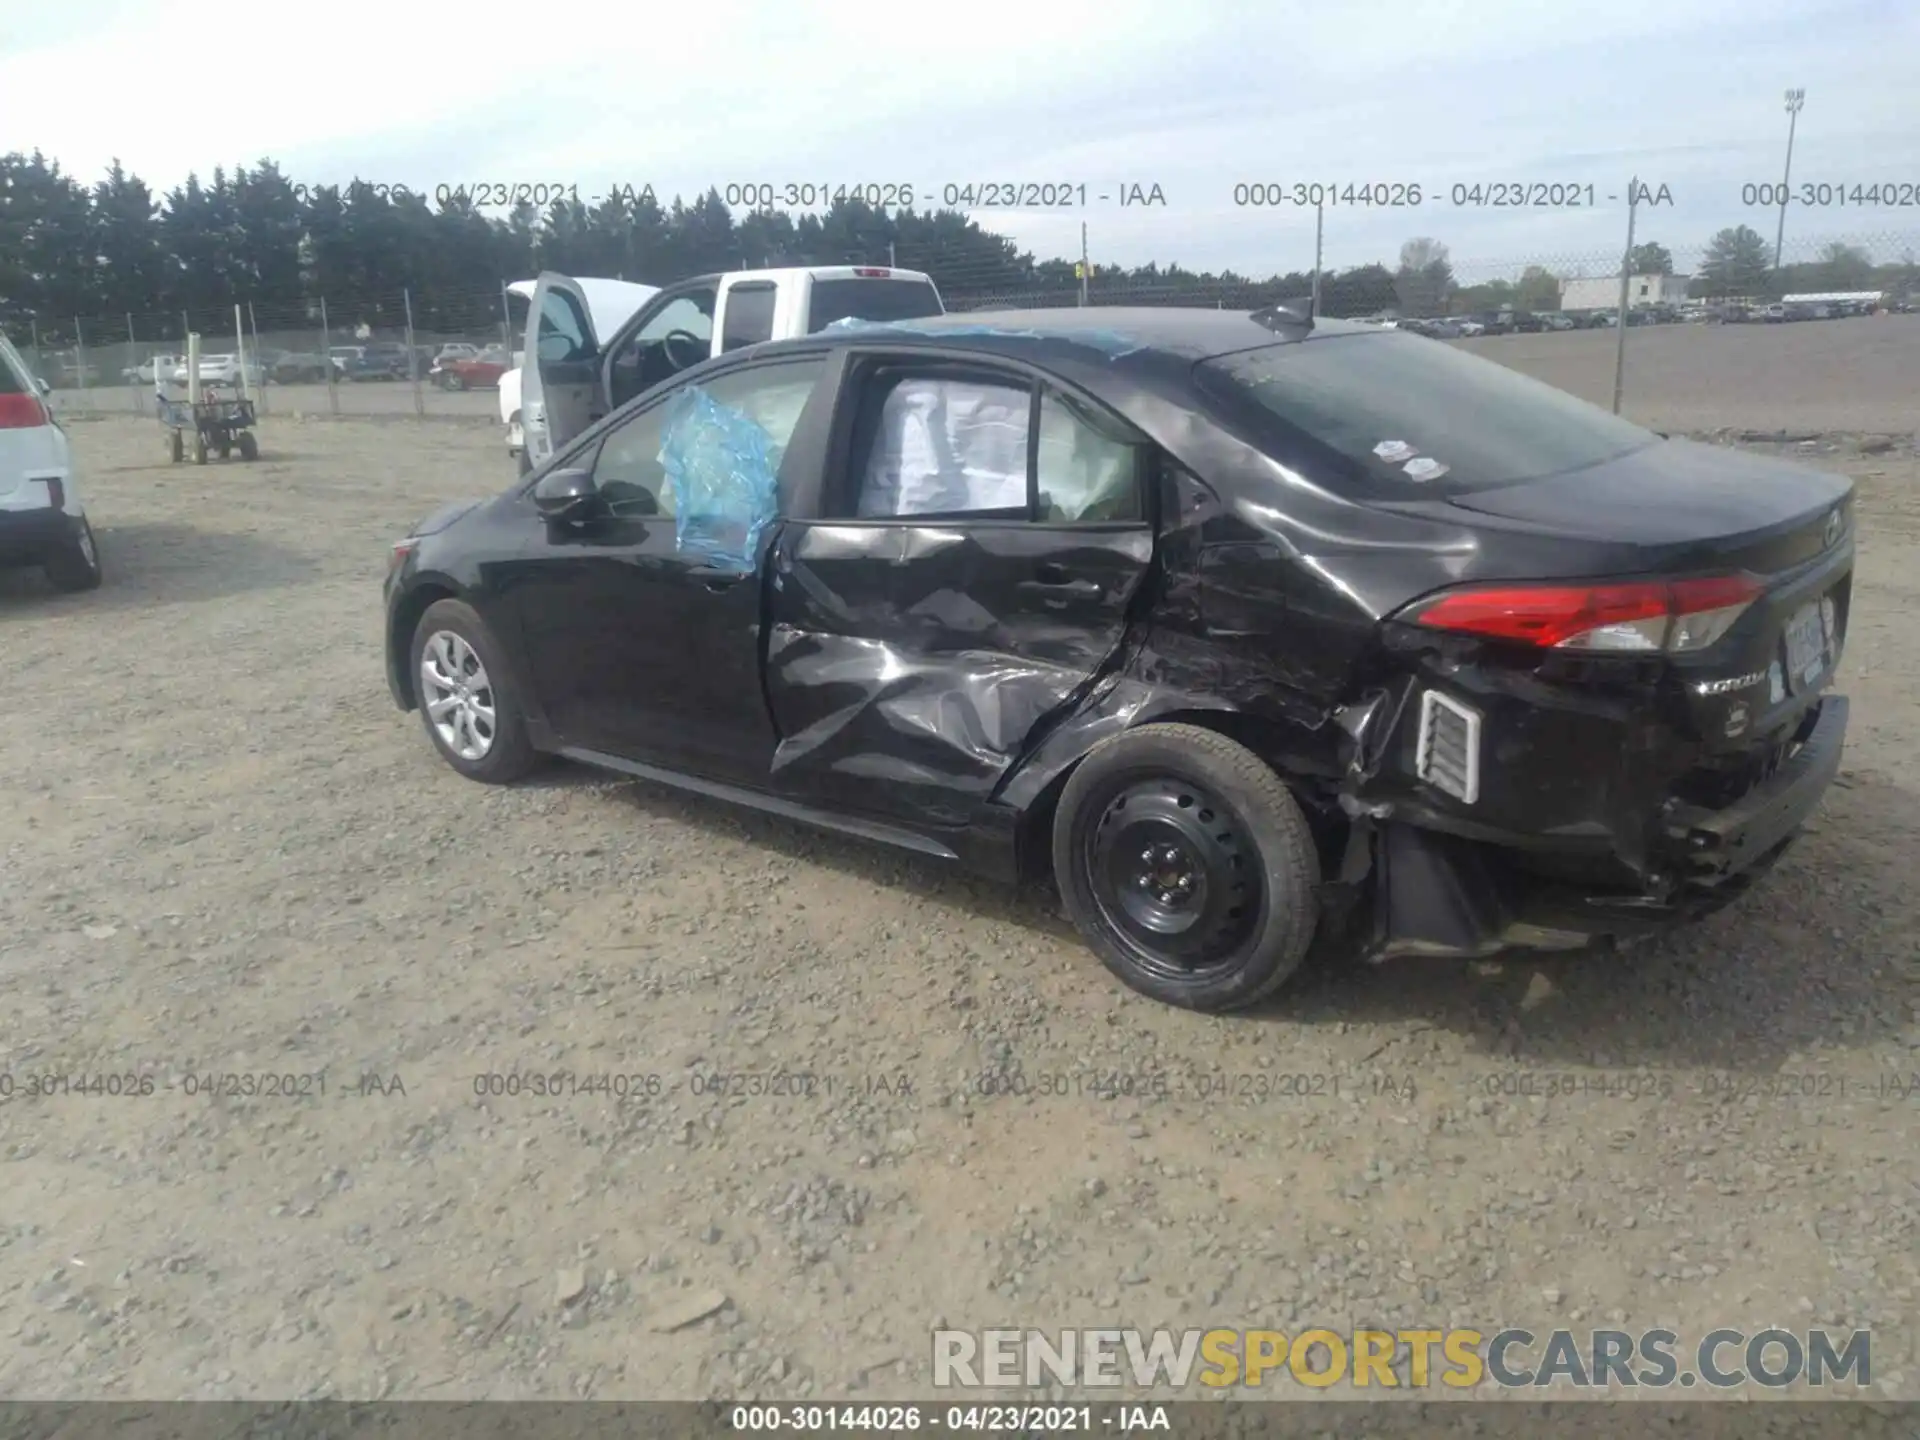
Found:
690,568 -> 747,592
1017,576 -> 1103,601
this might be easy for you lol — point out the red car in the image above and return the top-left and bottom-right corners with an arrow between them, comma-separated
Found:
432,350 -> 511,391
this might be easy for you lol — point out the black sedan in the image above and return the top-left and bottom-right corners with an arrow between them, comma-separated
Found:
383,307 -> 1852,1012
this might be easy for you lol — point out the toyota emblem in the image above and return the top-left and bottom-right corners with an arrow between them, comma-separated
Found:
1823,508 -> 1843,548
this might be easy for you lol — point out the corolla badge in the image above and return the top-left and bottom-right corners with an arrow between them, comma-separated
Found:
1694,671 -> 1766,696
1824,508 -> 1843,548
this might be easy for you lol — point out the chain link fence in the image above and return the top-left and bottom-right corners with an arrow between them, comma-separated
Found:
7,230 -> 1916,435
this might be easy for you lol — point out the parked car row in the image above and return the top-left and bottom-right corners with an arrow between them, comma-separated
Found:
1389,296 -> 1901,337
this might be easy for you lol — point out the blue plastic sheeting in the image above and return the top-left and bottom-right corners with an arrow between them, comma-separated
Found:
822,316 -> 1145,358
657,385 -> 782,574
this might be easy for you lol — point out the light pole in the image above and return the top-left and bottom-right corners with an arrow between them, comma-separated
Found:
1774,88 -> 1805,272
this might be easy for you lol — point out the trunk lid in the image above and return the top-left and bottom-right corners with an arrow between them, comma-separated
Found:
1434,440 -> 1855,754
1442,438 -> 1853,574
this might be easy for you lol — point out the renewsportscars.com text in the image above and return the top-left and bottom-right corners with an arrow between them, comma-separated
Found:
932,1326 -> 1872,1390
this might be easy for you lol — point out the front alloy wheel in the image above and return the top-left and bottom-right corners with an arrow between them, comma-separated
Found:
408,598 -> 541,783
420,630 -> 496,761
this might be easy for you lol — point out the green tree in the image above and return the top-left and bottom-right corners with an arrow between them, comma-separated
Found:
88,160 -> 166,321
1627,241 -> 1673,275
1817,242 -> 1874,291
1392,237 -> 1453,316
1515,265 -> 1560,310
1698,225 -> 1771,298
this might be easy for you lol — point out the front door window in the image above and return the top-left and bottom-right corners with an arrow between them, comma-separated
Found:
609,286 -> 719,407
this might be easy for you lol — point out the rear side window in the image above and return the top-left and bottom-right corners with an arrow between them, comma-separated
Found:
857,377 -> 1030,518
846,371 -> 1144,522
722,284 -> 778,351
807,279 -> 943,333
1196,332 -> 1657,491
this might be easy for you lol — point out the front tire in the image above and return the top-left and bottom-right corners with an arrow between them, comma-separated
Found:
45,517 -> 103,592
409,598 -> 541,784
1052,723 -> 1320,1012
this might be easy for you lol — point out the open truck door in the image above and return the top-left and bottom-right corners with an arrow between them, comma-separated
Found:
519,273 -> 601,469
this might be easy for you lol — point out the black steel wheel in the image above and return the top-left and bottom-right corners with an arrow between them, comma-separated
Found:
1053,724 -> 1320,1012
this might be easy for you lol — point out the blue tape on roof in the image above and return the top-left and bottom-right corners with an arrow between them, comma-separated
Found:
823,317 -> 1146,358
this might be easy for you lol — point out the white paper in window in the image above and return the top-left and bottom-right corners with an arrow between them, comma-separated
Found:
859,378 -> 1030,517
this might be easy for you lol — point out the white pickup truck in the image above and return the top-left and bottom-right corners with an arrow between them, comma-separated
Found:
501,264 -> 945,473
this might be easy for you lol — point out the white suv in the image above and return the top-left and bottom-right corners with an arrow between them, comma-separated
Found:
0,334 -> 102,592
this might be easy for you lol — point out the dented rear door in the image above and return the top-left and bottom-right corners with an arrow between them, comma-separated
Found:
763,362 -> 1154,830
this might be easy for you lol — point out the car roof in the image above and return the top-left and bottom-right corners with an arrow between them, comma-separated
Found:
788,306 -> 1369,363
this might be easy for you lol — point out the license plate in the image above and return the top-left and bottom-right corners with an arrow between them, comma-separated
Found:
1782,599 -> 1830,690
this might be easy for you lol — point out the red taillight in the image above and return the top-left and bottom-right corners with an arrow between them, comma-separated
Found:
852,267 -> 892,277
1401,574 -> 1763,653
0,392 -> 47,428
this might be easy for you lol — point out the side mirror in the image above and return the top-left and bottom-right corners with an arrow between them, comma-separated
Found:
36,378 -> 52,397
532,465 -> 599,520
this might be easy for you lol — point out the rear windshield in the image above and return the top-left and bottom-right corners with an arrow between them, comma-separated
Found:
807,279 -> 943,333
1195,331 -> 1657,491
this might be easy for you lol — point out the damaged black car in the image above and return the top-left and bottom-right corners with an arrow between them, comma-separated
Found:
382,306 -> 1852,1012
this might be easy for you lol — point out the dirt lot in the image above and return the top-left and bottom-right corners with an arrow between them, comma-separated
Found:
2,404 -> 1917,1404
47,313 -> 1920,438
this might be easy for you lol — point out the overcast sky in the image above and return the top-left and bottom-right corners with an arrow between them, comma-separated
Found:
4,0 -> 1916,279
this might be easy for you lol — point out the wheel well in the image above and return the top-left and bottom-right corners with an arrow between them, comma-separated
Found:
1015,707 -> 1346,884
390,583 -> 458,708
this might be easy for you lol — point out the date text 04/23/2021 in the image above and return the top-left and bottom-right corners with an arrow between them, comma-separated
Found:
726,1405 -> 1170,1431
1230,181 -> 1676,208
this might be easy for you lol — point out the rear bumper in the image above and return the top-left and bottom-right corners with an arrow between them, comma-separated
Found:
1357,695 -> 1847,961
1660,695 -> 1847,883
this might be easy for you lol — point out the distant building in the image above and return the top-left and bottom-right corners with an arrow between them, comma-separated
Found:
1560,273 -> 1693,312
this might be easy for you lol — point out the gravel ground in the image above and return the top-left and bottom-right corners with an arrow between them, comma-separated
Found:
44,313 -> 1920,437
0,413 -> 1916,1405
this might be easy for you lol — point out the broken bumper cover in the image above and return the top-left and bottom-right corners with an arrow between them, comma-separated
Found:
1661,694 -> 1847,882
1359,695 -> 1848,961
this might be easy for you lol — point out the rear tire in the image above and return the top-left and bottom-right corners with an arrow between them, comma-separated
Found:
408,598 -> 542,784
1052,723 -> 1320,1012
45,517 -> 103,592
237,431 -> 258,461
191,432 -> 208,465
167,429 -> 183,463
